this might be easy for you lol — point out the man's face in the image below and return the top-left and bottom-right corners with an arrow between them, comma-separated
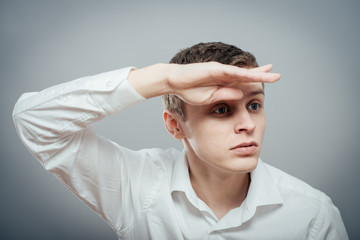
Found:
179,82 -> 266,174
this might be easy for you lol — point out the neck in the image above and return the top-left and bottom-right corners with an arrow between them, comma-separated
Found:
186,152 -> 251,220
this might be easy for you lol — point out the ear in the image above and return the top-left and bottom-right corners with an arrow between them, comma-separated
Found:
163,110 -> 185,140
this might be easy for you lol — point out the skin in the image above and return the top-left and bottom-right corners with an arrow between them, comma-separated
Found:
128,62 -> 280,220
165,83 -> 266,219
181,83 -> 265,174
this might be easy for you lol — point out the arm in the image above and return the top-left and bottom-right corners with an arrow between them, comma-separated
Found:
13,67 -> 145,231
13,67 -> 143,163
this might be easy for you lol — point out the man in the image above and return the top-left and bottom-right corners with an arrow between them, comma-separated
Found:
13,42 -> 348,239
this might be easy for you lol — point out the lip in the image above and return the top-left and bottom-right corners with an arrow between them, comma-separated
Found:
230,142 -> 258,155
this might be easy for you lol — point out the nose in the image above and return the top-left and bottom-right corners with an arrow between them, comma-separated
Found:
234,110 -> 256,134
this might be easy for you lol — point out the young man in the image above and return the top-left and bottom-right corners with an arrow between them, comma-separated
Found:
13,42 -> 347,239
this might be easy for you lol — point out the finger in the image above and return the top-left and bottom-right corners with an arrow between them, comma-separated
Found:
219,64 -> 280,83
207,64 -> 280,86
208,87 -> 244,104
250,64 -> 273,73
246,71 -> 281,83
223,71 -> 281,84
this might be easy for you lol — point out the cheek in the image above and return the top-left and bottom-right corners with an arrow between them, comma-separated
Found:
186,121 -> 229,158
255,115 -> 266,140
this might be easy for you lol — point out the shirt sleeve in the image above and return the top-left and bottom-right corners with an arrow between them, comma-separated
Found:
308,196 -> 348,240
12,67 -> 148,232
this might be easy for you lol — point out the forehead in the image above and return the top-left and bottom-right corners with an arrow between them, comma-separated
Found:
238,82 -> 264,96
182,82 -> 264,117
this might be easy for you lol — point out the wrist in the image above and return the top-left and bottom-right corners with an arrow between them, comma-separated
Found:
154,63 -> 174,95
127,63 -> 173,99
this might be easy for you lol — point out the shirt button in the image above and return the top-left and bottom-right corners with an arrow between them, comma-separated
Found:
106,80 -> 113,87
39,152 -> 49,160
60,95 -> 68,102
208,233 -> 217,240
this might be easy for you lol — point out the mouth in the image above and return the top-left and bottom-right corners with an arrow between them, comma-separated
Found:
230,142 -> 258,155
231,142 -> 258,149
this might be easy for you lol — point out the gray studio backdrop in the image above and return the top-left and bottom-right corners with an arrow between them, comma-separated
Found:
1,1 -> 359,239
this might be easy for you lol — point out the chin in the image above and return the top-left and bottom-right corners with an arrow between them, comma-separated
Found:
225,155 -> 259,173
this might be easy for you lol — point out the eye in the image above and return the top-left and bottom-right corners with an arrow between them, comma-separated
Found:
248,102 -> 261,111
213,106 -> 230,115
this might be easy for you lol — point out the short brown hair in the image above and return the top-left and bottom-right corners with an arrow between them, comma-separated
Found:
162,42 -> 258,120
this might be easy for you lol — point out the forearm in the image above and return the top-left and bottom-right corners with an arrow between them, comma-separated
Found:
12,67 -> 144,161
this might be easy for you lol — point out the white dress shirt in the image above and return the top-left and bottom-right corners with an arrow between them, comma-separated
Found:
13,67 -> 348,239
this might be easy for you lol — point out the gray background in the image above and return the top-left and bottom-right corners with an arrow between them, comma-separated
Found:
1,0 -> 359,239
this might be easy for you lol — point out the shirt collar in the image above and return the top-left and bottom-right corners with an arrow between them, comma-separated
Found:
171,149 -> 188,193
170,150 -> 200,205
247,158 -> 284,207
171,150 -> 215,213
170,152 -> 284,224
238,158 -> 284,224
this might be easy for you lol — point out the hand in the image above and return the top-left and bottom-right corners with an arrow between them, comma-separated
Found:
167,62 -> 280,105
128,62 -> 280,104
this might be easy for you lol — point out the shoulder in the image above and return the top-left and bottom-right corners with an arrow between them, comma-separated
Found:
260,161 -> 334,223
117,146 -> 182,174
92,134 -> 182,181
136,147 -> 182,166
261,162 -> 348,239
99,134 -> 181,166
263,161 -> 329,202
